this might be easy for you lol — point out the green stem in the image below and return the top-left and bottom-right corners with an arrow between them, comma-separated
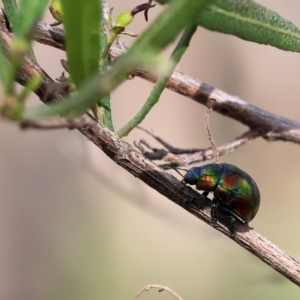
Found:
98,19 -> 114,131
117,24 -> 197,137
99,28 -> 121,68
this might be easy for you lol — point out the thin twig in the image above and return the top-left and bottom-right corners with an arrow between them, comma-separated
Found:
135,284 -> 183,300
134,128 -> 259,167
113,46 -> 300,144
20,118 -> 86,130
137,126 -> 205,154
204,98 -> 219,163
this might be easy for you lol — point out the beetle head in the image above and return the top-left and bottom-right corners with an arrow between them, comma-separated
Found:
183,167 -> 201,185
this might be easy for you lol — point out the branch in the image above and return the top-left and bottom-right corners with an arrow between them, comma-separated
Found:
13,10 -> 300,145
113,47 -> 300,144
134,127 -> 259,167
79,113 -> 300,287
1,9 -> 300,287
20,118 -> 86,130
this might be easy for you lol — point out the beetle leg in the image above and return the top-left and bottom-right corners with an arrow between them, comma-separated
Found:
184,191 -> 207,205
246,223 -> 254,230
228,215 -> 236,238
183,195 -> 203,205
211,197 -> 218,226
184,198 -> 195,204
202,191 -> 209,198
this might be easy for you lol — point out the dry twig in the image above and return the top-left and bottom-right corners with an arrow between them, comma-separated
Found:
135,284 -> 183,300
135,127 -> 259,167
20,118 -> 87,130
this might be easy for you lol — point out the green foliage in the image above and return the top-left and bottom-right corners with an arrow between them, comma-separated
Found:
61,0 -> 101,88
0,0 -> 48,98
198,0 -> 300,52
2,0 -> 300,133
14,0 -> 49,39
60,0 -> 103,121
155,0 -> 300,52
2,0 -> 17,30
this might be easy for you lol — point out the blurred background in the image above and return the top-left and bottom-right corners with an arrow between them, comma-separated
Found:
1,0 -> 300,299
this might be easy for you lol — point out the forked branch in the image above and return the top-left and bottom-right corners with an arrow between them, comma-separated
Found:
135,127 -> 259,167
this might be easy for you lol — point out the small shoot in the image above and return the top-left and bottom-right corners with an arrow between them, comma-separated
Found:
204,98 -> 219,163
49,0 -> 64,26
100,1 -> 156,68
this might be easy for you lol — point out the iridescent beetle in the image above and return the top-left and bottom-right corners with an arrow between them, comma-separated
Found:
183,100 -> 260,236
183,163 -> 260,235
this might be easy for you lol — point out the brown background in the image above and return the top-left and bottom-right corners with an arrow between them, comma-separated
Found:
1,0 -> 300,299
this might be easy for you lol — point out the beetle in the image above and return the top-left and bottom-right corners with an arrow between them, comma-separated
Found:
183,163 -> 260,236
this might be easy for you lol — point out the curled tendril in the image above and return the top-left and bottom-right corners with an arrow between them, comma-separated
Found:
131,0 -> 156,22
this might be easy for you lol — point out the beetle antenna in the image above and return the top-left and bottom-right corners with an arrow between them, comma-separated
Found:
169,165 -> 186,177
204,98 -> 219,163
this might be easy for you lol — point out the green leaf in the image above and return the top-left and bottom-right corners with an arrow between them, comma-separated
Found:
156,0 -> 300,52
14,0 -> 49,38
2,0 -> 18,30
198,0 -> 300,52
61,0 -> 101,88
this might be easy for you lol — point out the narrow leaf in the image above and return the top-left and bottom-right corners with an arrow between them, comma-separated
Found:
156,0 -> 300,52
14,0 -> 49,38
2,0 -> 18,30
197,0 -> 300,52
61,0 -> 101,87
97,19 -> 113,131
